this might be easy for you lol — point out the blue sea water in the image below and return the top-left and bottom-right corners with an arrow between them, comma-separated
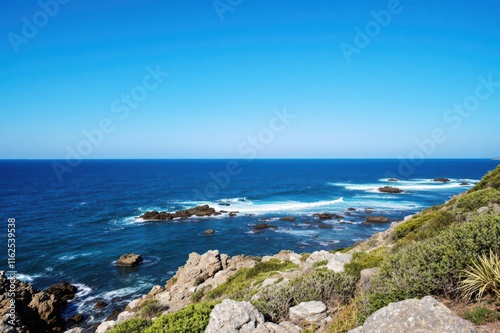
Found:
0,159 -> 498,323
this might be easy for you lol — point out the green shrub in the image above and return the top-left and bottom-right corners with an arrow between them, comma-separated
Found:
393,213 -> 436,240
300,253 -> 311,262
344,248 -> 386,278
206,260 -> 298,301
313,260 -> 329,267
462,306 -> 500,325
254,269 -> 356,322
140,299 -> 164,319
455,188 -> 500,214
360,214 -> 500,319
109,318 -> 152,333
471,165 -> 500,192
191,286 -> 209,303
459,250 -> 500,301
401,211 -> 457,243
144,302 -> 217,333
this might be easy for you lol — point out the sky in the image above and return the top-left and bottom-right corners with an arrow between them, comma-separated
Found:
0,0 -> 499,159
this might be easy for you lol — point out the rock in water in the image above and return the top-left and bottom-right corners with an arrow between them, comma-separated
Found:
387,178 -> 399,182
116,253 -> 143,266
45,281 -> 77,306
205,299 -> 265,333
378,186 -> 403,193
365,216 -> 390,224
204,229 -> 216,234
433,178 -> 451,183
348,296 -> 476,333
280,216 -> 296,221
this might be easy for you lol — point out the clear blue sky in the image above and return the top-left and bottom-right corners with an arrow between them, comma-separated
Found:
1,0 -> 499,158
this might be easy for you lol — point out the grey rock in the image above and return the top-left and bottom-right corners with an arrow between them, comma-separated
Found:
204,299 -> 265,333
289,301 -> 328,324
359,267 -> 380,292
349,296 -> 476,333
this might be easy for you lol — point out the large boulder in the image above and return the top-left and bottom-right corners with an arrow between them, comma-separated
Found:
45,281 -> 77,306
289,301 -> 328,325
349,296 -> 476,333
326,252 -> 352,272
204,299 -> 265,333
116,253 -> 143,266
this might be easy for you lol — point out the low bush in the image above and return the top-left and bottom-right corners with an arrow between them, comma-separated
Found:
393,213 -> 436,240
140,299 -> 164,319
455,188 -> 500,214
327,301 -> 359,333
144,302 -> 217,333
462,306 -> 500,325
459,250 -> 500,301
109,318 -> 152,333
254,269 -> 356,322
360,214 -> 500,319
470,165 -> 500,192
190,286 -> 209,303
313,260 -> 329,268
344,248 -> 386,278
206,259 -> 298,300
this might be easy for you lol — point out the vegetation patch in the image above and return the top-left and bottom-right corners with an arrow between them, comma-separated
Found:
206,259 -> 298,301
470,165 -> 500,192
455,188 -> 500,214
254,269 -> 356,322
144,302 -> 218,333
109,318 -> 152,333
140,299 -> 164,319
344,247 -> 386,278
360,214 -> 500,320
462,306 -> 500,325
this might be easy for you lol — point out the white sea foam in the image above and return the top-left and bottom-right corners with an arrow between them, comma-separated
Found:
73,283 -> 92,298
16,273 -> 44,283
330,178 -> 477,193
209,198 -> 344,215
58,251 -> 102,261
273,229 -> 318,236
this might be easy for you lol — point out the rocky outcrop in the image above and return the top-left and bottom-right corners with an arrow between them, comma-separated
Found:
387,178 -> 399,182
123,250 -> 256,315
460,182 -> 470,186
261,250 -> 302,266
204,300 -> 301,333
280,217 -> 296,222
254,224 -> 278,230
45,281 -> 77,308
378,186 -> 403,194
433,178 -> 451,183
305,250 -> 352,272
364,216 -> 390,224
204,229 -> 216,234
289,301 -> 328,325
205,300 -> 265,333
116,253 -> 143,266
0,272 -> 77,333
348,296 -> 476,333
313,213 -> 343,220
140,205 -> 217,220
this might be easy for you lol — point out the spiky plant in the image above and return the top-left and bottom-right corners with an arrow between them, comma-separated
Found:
459,250 -> 500,301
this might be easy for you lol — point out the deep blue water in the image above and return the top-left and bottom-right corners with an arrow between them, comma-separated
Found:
0,159 -> 498,323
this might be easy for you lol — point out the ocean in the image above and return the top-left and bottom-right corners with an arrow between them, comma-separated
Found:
1,159 -> 498,324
